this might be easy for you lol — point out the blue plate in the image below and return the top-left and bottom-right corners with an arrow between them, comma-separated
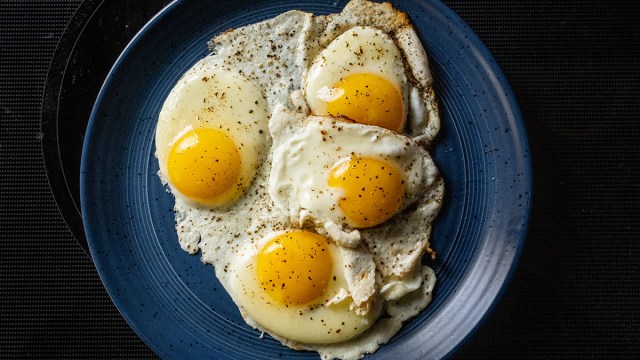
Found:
81,0 -> 531,358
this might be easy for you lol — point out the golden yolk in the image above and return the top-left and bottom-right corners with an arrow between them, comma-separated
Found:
328,156 -> 405,228
325,73 -> 403,132
168,128 -> 240,201
257,230 -> 332,306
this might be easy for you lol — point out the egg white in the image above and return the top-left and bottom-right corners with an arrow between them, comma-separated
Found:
158,1 -> 445,359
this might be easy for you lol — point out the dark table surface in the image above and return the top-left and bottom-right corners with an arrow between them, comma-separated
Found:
1,0 -> 638,358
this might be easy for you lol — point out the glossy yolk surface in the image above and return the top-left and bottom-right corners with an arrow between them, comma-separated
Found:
168,128 -> 240,201
326,73 -> 403,132
257,230 -> 332,306
328,156 -> 405,228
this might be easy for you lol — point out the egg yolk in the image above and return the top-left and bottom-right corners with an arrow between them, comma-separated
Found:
168,128 -> 241,201
328,156 -> 405,228
325,73 -> 403,132
257,230 -> 332,306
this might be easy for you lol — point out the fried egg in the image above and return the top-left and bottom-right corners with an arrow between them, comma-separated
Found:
156,62 -> 269,207
304,26 -> 408,132
300,0 -> 440,144
228,229 -> 382,344
269,105 -> 438,248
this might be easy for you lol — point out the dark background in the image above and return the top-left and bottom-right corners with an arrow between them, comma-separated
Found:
1,0 -> 638,358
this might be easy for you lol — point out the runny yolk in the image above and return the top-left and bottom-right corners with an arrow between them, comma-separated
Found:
257,230 -> 332,306
328,156 -> 405,228
168,128 -> 240,201
325,73 -> 403,132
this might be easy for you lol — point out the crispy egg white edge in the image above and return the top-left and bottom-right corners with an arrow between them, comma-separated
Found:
208,10 -> 312,112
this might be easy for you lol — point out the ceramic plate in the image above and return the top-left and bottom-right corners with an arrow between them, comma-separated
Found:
81,0 -> 531,358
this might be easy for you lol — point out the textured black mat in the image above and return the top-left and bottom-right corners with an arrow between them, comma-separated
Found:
1,0 -> 638,358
